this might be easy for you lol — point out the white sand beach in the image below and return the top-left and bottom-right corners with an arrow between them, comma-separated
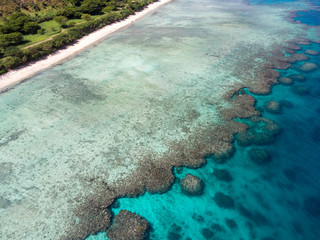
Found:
0,0 -> 173,91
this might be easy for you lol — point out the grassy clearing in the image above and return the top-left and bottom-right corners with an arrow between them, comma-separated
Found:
20,20 -> 61,48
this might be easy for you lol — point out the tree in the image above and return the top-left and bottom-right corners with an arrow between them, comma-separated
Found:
2,56 -> 22,69
23,22 -> 41,34
62,7 -> 82,19
54,16 -> 68,27
2,46 -> 23,57
0,32 -> 24,47
80,0 -> 106,14
81,14 -> 91,21
4,12 -> 31,33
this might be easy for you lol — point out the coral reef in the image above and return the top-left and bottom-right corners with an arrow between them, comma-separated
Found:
305,50 -> 319,55
248,148 -> 271,164
237,117 -> 280,147
278,77 -> 293,85
237,131 -> 254,147
180,174 -> 204,196
145,166 -> 175,194
211,145 -> 236,164
213,192 -> 235,209
299,62 -> 318,72
265,101 -> 281,114
106,210 -> 149,240
288,53 -> 309,62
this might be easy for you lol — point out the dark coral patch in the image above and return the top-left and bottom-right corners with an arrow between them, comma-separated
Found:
214,192 -> 235,209
289,74 -> 306,82
279,100 -> 293,109
292,85 -> 310,96
202,228 -> 214,239
225,218 -> 238,229
213,168 -> 233,182
248,148 -> 271,164
238,203 -> 269,226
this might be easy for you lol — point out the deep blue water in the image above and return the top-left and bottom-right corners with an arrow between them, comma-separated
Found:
295,10 -> 320,26
87,1 -> 320,240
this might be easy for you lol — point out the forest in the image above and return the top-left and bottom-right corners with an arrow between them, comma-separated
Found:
0,0 -> 156,74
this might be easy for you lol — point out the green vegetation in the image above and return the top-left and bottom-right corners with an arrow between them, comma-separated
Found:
0,0 -> 158,74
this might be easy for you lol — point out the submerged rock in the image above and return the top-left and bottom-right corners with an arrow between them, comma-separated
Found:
237,131 -> 254,147
278,77 -> 293,85
202,228 -> 214,239
265,101 -> 281,114
305,50 -> 319,56
168,224 -> 183,240
211,223 -> 224,232
279,100 -> 293,108
213,168 -> 233,182
299,62 -> 318,72
289,74 -> 306,82
106,210 -> 149,240
292,86 -> 310,96
225,218 -> 238,229
248,148 -> 271,164
180,174 -> 204,196
214,192 -> 235,209
265,122 -> 281,135
252,132 -> 275,145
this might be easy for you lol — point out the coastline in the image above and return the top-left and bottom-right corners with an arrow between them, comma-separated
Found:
0,0 -> 173,92
0,0 -> 316,239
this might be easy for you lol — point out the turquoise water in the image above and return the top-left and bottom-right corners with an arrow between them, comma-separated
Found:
87,1 -> 320,240
89,43 -> 320,239
104,48 -> 320,240
0,0 -> 319,239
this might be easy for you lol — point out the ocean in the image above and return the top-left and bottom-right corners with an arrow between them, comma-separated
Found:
0,0 -> 319,239
88,1 -> 320,239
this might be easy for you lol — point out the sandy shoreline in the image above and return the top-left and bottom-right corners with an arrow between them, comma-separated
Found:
0,0 -> 173,92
